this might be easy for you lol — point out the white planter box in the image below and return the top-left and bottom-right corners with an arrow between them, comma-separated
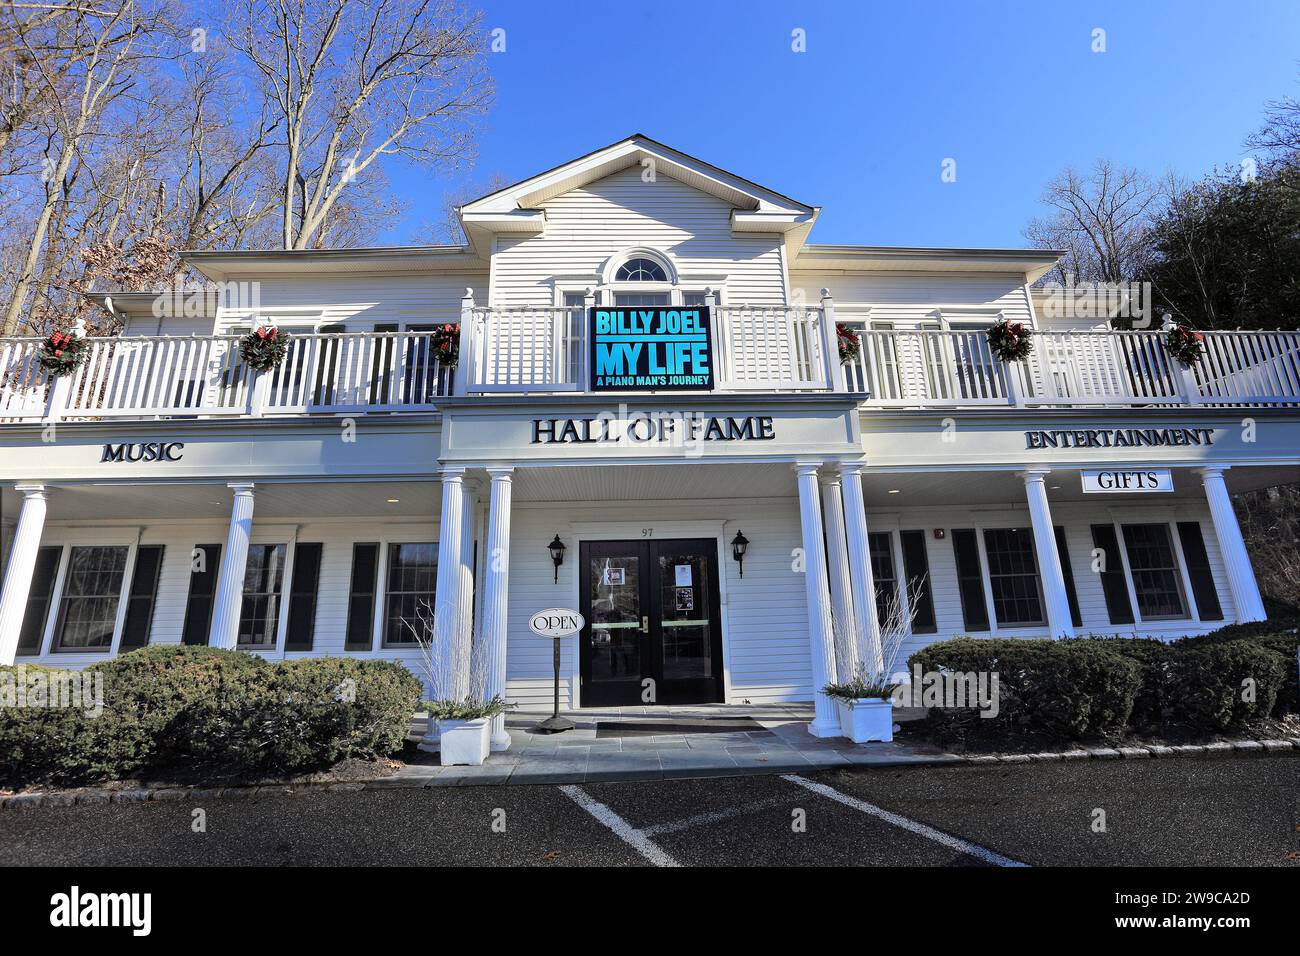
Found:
836,698 -> 893,743
438,717 -> 491,766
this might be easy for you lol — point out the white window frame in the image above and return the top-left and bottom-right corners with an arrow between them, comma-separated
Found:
39,534 -> 143,657
1112,519 -> 1194,623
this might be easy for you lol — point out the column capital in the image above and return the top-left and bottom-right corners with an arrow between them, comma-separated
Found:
818,471 -> 843,488
793,460 -> 823,477
13,482 -> 47,497
485,465 -> 515,480
1017,466 -> 1052,483
1197,465 -> 1229,481
837,460 -> 867,478
227,481 -> 255,495
438,465 -> 467,481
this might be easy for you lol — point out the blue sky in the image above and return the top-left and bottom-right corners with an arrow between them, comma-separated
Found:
383,0 -> 1300,248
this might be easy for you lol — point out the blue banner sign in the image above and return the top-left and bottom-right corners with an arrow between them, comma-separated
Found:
589,306 -> 713,391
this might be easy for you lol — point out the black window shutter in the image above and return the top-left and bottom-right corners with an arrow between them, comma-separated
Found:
285,543 -> 323,651
119,545 -> 165,650
899,530 -> 937,633
951,529 -> 989,632
345,543 -> 380,651
17,546 -> 61,655
1053,527 -> 1083,628
370,324 -> 399,405
181,543 -> 223,646
1090,524 -> 1135,625
1176,522 -> 1224,622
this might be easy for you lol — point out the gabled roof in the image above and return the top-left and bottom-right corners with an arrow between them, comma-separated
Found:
456,133 -> 820,258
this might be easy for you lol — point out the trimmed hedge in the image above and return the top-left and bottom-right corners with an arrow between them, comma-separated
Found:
0,647 -> 422,787
1165,640 -> 1286,730
1174,620 -> 1299,717
1076,637 -> 1175,729
908,638 -> 1142,743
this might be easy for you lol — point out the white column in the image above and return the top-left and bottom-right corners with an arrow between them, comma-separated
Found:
1198,466 -> 1266,622
1019,468 -> 1073,639
482,467 -> 514,751
839,463 -> 882,674
795,462 -> 841,737
420,467 -> 467,752
209,482 -> 255,649
0,484 -> 48,665
820,473 -> 858,680
456,480 -> 477,699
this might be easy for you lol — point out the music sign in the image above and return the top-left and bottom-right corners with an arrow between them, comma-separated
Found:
589,306 -> 713,391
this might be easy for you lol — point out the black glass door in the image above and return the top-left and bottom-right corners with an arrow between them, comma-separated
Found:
579,538 -> 723,706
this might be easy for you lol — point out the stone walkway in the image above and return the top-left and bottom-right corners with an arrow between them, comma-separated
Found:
391,703 -> 954,786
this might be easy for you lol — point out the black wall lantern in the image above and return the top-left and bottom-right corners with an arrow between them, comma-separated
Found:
548,534 -> 567,583
731,530 -> 750,577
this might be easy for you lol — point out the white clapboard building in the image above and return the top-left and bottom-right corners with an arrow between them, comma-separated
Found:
2,135 -> 1298,740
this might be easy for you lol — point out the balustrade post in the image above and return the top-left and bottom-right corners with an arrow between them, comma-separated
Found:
1162,315 -> 1202,406
821,289 -> 847,392
43,375 -> 72,423
453,288 -> 474,396
581,287 -> 597,392
246,368 -> 270,418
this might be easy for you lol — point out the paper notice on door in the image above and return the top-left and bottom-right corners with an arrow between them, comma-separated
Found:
602,567 -> 625,586
675,587 -> 694,611
674,564 -> 692,586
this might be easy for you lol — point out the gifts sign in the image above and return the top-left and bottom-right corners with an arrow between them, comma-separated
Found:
589,307 -> 714,391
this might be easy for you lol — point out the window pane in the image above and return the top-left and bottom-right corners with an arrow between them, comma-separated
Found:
613,292 -> 670,308
17,547 -> 61,655
53,546 -> 129,651
868,532 -> 897,627
614,257 -> 667,282
384,542 -> 437,647
982,528 -> 1045,626
1122,524 -> 1186,619
237,544 -> 286,647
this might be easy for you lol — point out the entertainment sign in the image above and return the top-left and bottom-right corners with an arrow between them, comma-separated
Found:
590,306 -> 713,391
1024,427 -> 1215,450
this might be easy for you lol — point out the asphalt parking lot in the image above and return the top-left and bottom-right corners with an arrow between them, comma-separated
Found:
2,754 -> 1297,867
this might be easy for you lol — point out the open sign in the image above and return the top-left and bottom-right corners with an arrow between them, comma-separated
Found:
528,608 -> 585,638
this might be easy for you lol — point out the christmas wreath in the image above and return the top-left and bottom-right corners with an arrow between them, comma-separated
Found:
239,326 -> 290,371
38,329 -> 90,376
1164,322 -> 1205,367
835,322 -> 861,364
431,323 -> 460,369
985,319 -> 1034,362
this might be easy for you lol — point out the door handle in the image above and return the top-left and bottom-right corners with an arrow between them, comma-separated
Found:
641,615 -> 649,633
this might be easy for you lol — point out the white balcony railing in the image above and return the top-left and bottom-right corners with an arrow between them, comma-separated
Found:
838,325 -> 1300,408
462,304 -> 832,393
0,330 -> 452,421
2,319 -> 1298,423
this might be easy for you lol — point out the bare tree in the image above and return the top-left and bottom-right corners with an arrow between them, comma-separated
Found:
1024,159 -> 1159,286
1,1 -> 175,336
230,0 -> 492,250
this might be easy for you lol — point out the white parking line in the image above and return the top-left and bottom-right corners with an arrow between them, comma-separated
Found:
642,796 -> 791,836
560,785 -> 681,867
781,774 -> 1030,867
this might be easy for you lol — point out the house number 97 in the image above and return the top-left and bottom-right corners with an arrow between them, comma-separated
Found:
641,528 -> 654,537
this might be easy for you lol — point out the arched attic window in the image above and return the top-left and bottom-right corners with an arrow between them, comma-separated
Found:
614,257 -> 668,282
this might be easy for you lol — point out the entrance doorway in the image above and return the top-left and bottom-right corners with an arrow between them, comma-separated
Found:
579,539 -> 724,706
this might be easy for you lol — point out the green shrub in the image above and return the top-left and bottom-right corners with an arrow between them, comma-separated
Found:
1165,639 -> 1287,731
0,664 -> 99,785
1176,622 -> 1299,715
908,638 -> 1141,743
0,648 -> 422,787
186,657 -> 422,772
1075,637 -> 1176,728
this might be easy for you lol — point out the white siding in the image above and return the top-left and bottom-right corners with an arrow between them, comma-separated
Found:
491,167 -> 788,307
790,270 -> 1035,326
208,273 -> 484,335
